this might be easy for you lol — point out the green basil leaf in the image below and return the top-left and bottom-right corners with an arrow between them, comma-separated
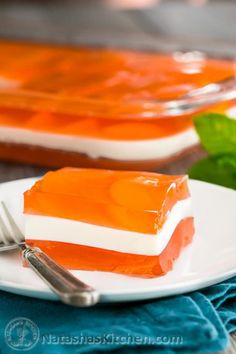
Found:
193,113 -> 236,156
188,155 -> 236,190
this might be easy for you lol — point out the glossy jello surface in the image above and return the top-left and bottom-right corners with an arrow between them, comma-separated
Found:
24,168 -> 190,234
0,41 -> 234,104
0,41 -> 235,141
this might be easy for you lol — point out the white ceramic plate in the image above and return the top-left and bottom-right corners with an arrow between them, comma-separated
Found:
0,177 -> 235,303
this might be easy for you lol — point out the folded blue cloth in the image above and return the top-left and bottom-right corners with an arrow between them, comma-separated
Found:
0,277 -> 235,354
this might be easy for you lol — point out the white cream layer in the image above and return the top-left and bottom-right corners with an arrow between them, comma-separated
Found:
0,126 -> 199,161
25,197 -> 193,256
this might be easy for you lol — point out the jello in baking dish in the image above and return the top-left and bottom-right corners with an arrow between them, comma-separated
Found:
24,168 -> 195,277
0,41 -> 235,170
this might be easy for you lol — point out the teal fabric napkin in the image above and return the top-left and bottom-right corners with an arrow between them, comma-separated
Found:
0,277 -> 235,354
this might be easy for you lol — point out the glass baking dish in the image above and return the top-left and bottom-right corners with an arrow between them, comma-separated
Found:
0,39 -> 235,170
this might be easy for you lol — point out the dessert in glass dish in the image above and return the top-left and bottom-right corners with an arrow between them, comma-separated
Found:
0,40 -> 236,170
24,168 -> 194,278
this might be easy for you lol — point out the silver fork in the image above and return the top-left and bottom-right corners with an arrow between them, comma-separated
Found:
0,201 -> 100,307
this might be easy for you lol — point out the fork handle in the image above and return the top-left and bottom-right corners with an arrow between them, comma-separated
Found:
22,246 -> 100,307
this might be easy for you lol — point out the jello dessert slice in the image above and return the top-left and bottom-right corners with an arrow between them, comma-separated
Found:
24,168 -> 195,278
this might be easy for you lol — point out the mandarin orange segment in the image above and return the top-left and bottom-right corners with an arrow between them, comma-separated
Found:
24,168 -> 189,234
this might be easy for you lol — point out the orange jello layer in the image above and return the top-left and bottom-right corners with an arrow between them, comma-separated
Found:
0,41 -> 235,139
0,41 -> 234,102
26,217 -> 194,278
0,100 -> 232,140
24,168 -> 190,234
0,107 -> 194,140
